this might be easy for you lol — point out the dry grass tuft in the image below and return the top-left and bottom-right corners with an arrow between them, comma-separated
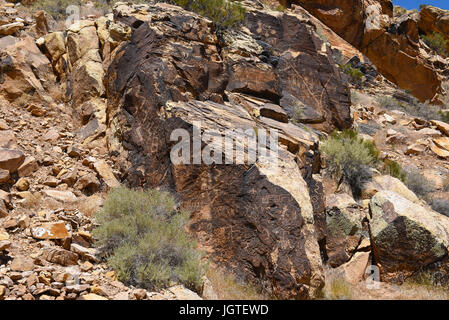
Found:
206,265 -> 271,300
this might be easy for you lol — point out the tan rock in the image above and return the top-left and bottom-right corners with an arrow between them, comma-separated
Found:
0,130 -> 19,149
42,189 -> 78,203
78,293 -> 108,300
41,247 -> 78,266
168,285 -> 202,300
17,157 -> 39,177
112,292 -> 129,300
431,120 -> 449,136
416,127 -> 441,137
433,137 -> 449,152
0,22 -> 23,36
431,143 -> 449,159
370,191 -> 449,281
74,172 -> 100,193
0,199 -> 8,218
325,193 -> 364,267
10,256 -> 35,272
81,261 -> 94,272
405,143 -> 426,155
0,229 -> 9,240
26,104 -> 46,117
15,177 -> 29,191
0,240 -> 11,251
132,289 -> 147,300
43,32 -> 66,63
0,168 -> 10,184
93,160 -> 120,189
3,218 -> 18,229
335,251 -> 371,284
34,10 -> 56,36
362,175 -> 419,203
70,243 -> 98,262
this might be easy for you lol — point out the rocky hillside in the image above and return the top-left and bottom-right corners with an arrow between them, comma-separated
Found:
0,0 -> 448,300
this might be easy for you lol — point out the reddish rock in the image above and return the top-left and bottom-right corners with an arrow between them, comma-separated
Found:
31,222 -> 70,240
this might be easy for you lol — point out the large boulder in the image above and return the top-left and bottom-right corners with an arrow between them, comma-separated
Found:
288,1 -> 443,103
325,193 -> 365,267
103,2 -> 352,298
418,5 -> 449,55
361,175 -> 420,203
0,36 -> 56,105
369,191 -> 449,282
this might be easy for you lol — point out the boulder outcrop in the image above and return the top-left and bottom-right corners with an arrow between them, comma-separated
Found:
369,191 -> 449,282
103,2 -> 357,298
288,0 -> 445,103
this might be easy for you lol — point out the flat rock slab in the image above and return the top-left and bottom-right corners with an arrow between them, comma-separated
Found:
42,189 -> 78,203
31,222 -> 70,240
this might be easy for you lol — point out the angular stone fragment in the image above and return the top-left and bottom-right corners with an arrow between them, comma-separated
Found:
0,149 -> 25,173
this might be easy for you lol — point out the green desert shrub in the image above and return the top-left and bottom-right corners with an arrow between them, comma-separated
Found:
167,0 -> 246,28
382,159 -> 406,182
393,6 -> 407,16
421,32 -> 448,57
339,63 -> 363,84
320,129 -> 378,198
93,187 -> 204,292
439,110 -> 449,123
376,95 -> 448,123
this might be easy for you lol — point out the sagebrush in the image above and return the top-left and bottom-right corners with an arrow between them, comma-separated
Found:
339,63 -> 363,84
376,94 -> 449,123
320,129 -> 378,198
403,168 -> 434,199
421,32 -> 448,57
431,199 -> 449,217
93,187 -> 204,291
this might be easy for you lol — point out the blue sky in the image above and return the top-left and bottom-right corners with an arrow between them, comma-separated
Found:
393,0 -> 449,10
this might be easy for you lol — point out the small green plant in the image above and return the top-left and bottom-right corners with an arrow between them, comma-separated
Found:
339,64 -> 364,84
291,104 -> 303,123
421,32 -> 448,57
382,159 -> 406,182
170,0 -> 246,29
93,187 -> 204,292
326,276 -> 354,300
393,5 -> 407,16
439,110 -> 449,123
320,129 -> 378,198
316,28 -> 328,43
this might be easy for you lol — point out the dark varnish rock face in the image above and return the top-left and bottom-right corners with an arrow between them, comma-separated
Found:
105,2 -> 353,299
